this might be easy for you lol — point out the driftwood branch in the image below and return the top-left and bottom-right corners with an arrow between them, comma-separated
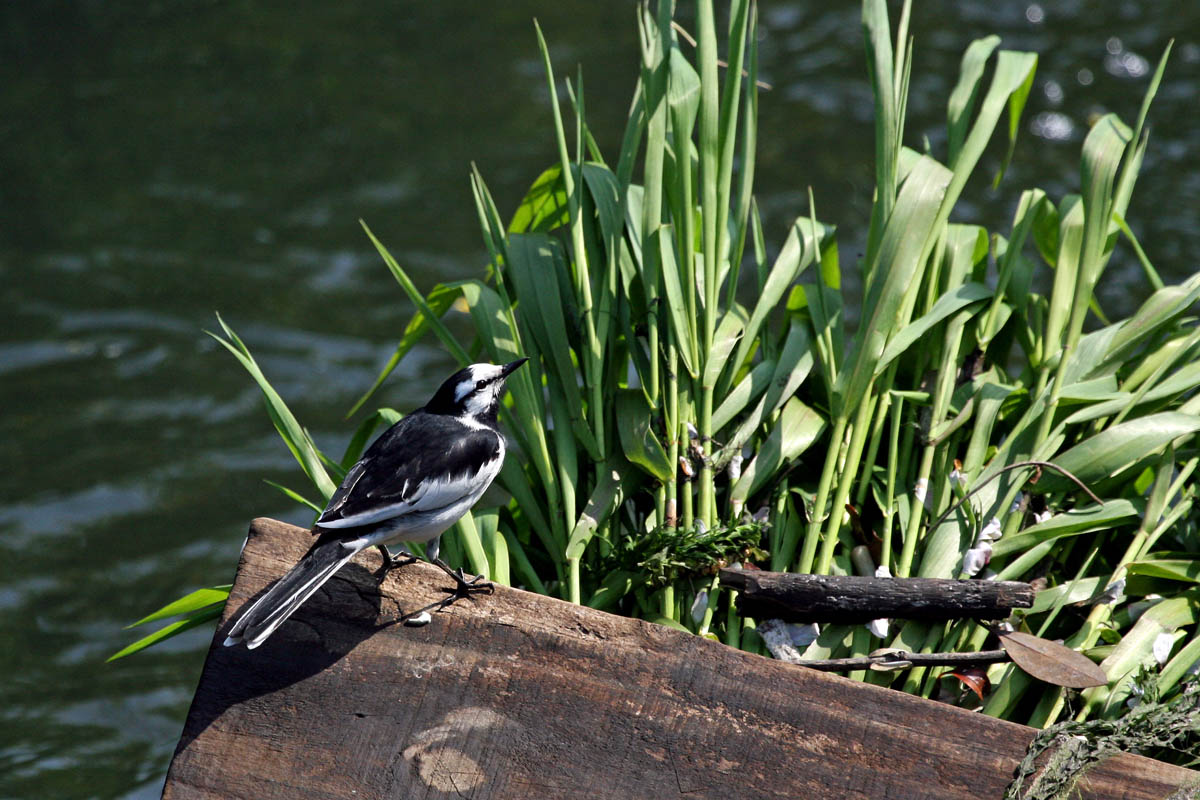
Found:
720,569 -> 1033,623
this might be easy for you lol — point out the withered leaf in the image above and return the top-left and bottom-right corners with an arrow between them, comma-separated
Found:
999,631 -> 1107,688
943,666 -> 990,701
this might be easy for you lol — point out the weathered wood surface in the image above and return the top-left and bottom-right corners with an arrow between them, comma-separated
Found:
722,568 -> 1034,623
164,518 -> 1194,800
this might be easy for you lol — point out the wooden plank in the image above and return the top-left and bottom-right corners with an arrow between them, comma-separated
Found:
721,568 -> 1034,623
164,518 -> 1194,800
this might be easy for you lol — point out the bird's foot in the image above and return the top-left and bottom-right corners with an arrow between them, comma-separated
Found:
376,545 -> 417,578
432,558 -> 494,603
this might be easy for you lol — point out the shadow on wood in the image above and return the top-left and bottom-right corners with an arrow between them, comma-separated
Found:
174,559 -> 385,755
164,518 -> 1196,799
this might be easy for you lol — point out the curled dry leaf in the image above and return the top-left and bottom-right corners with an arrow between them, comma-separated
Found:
999,630 -> 1107,688
943,666 -> 991,701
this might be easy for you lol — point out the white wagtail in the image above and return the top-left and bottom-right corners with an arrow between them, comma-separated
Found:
224,358 -> 528,649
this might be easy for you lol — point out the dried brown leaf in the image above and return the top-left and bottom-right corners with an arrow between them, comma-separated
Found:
943,666 -> 991,700
999,631 -> 1107,688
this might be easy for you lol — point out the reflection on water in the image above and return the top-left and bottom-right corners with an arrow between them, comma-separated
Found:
1,1 -> 1197,796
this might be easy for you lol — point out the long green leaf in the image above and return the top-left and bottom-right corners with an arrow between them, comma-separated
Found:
1033,413 -> 1200,494
509,164 -> 570,233
992,499 -> 1143,558
876,282 -> 992,377
108,603 -> 225,662
451,510 -> 490,581
208,315 -> 337,500
616,389 -> 672,482
724,217 -> 826,392
565,466 -> 623,561
361,221 -> 470,365
838,155 -> 952,409
946,36 -> 1001,163
730,397 -> 825,504
126,585 -> 232,628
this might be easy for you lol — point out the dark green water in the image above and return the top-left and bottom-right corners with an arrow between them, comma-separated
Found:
1,2 -> 1196,797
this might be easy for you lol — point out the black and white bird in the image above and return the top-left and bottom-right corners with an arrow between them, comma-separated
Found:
224,358 -> 528,649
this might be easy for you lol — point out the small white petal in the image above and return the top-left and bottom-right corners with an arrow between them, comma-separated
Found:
914,478 -> 929,506
961,543 -> 993,577
874,565 -> 893,579
1153,631 -> 1176,666
727,452 -> 743,482
690,590 -> 709,625
867,618 -> 890,638
404,611 -> 432,627
1034,509 -> 1053,524
979,517 -> 1003,543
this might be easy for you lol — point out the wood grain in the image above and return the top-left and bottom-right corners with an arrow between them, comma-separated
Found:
163,518 -> 1194,799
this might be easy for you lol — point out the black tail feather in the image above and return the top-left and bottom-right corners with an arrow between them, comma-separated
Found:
224,537 -> 363,649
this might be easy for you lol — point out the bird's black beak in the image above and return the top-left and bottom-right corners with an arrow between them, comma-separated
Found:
500,357 -> 529,378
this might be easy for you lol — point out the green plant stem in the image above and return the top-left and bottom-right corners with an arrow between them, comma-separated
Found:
798,414 -> 849,573
697,574 -> 721,636
816,392 -> 878,574
879,394 -> 904,569
568,556 -> 582,605
696,0 -> 720,531
666,337 -> 681,528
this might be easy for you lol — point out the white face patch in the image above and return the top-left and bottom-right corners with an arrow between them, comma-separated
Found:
453,364 -> 508,411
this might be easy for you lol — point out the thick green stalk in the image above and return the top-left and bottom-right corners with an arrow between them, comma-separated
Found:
798,414 -> 849,573
697,574 -> 721,636
815,390 -> 878,574
897,441 -> 935,577
640,0 -> 671,412
713,0 -> 750,293
535,23 -> 605,458
696,0 -> 720,528
855,361 -> 900,509
665,331 -> 680,528
879,395 -> 904,569
726,1 -> 759,308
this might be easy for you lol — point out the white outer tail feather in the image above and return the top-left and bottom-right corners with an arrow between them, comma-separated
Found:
223,538 -> 368,649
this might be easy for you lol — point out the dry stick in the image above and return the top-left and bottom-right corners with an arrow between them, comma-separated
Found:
798,649 -> 1010,672
926,460 -> 1103,534
669,21 -> 774,90
722,570 -> 1033,624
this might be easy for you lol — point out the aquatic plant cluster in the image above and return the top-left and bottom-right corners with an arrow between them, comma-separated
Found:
122,0 -> 1199,740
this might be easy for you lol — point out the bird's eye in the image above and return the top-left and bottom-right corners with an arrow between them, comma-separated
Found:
476,380 -> 486,390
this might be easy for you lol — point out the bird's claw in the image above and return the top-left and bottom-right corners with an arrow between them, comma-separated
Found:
375,546 -> 417,579
440,568 -> 495,600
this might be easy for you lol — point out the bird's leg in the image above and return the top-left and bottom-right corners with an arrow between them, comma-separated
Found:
376,544 -> 417,575
431,557 -> 494,601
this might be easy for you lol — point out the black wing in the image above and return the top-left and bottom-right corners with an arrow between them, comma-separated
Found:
316,412 -> 502,529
